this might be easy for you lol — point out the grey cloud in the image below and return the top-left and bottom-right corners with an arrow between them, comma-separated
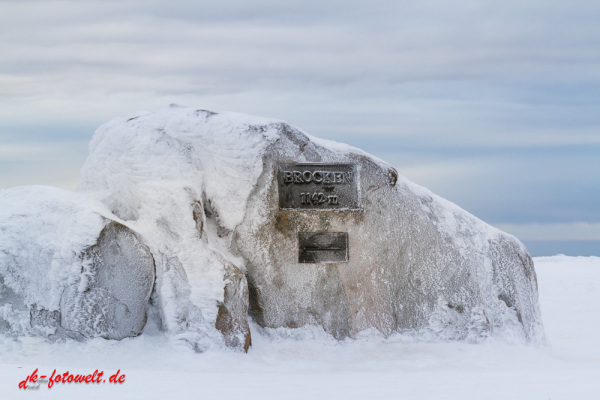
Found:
3,1 -> 599,88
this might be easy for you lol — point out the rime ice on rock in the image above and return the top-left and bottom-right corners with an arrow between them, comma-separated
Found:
78,106 -> 544,345
0,105 -> 544,350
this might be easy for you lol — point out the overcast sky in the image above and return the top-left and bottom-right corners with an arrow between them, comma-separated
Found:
1,0 -> 599,254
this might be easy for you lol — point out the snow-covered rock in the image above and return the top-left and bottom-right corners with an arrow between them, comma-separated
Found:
74,105 -> 544,346
77,106 -> 281,351
0,105 -> 544,349
0,186 -> 154,340
235,124 -> 543,343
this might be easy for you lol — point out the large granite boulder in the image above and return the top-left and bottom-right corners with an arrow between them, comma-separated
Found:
0,107 -> 545,349
75,105 -> 544,345
235,131 -> 544,342
0,186 -> 155,340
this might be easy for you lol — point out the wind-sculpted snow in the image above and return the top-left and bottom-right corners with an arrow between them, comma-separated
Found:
78,105 -> 275,351
1,105 -> 544,350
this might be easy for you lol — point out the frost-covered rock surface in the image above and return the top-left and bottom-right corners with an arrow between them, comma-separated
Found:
73,105 -> 544,346
236,122 -> 544,343
60,221 -> 154,340
0,186 -> 154,340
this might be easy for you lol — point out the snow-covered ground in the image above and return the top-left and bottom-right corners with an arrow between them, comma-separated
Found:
1,255 -> 598,400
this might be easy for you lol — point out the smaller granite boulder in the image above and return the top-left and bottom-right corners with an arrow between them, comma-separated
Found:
60,222 -> 155,339
0,186 -> 155,340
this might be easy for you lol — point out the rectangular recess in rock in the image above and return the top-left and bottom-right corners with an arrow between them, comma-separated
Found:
277,163 -> 360,210
298,232 -> 348,263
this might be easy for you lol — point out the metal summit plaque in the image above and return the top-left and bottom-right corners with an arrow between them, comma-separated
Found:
277,163 -> 360,210
298,232 -> 348,263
